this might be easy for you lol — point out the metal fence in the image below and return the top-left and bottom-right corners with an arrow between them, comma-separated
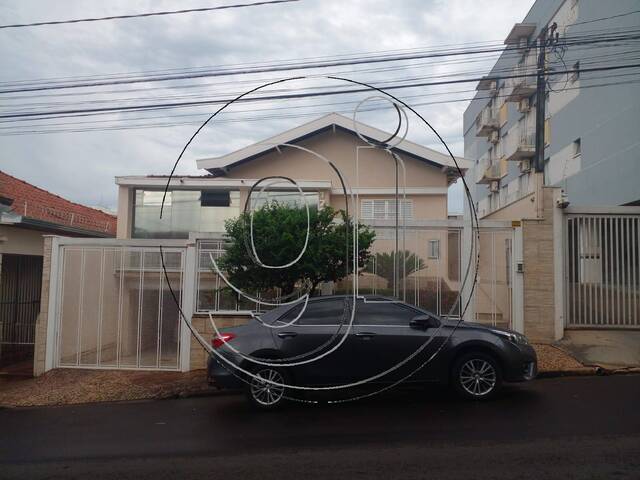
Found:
194,223 -> 516,329
55,244 -> 185,370
0,254 -> 42,373
565,211 -> 640,328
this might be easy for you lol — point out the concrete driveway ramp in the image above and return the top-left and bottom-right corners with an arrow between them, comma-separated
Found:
558,330 -> 640,369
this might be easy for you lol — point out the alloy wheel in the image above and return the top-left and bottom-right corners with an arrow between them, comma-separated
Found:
459,358 -> 497,397
250,368 -> 285,406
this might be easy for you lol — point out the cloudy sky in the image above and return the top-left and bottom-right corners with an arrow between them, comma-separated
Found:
0,0 -> 533,213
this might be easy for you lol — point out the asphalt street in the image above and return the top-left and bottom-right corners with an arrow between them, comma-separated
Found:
1,374 -> 639,479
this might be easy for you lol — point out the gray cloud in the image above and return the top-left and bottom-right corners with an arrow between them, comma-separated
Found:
0,0 -> 532,211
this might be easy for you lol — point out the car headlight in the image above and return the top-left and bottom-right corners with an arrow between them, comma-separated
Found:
490,329 -> 529,345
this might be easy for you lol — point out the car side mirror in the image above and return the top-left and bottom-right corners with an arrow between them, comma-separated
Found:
409,314 -> 440,330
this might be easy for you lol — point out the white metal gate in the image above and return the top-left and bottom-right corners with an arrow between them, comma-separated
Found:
358,220 -> 518,329
564,208 -> 640,328
53,240 -> 187,370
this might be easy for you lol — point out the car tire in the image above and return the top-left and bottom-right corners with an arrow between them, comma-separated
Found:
245,365 -> 290,410
451,352 -> 502,400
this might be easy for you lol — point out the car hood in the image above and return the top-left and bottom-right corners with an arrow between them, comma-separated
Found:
441,319 -> 515,334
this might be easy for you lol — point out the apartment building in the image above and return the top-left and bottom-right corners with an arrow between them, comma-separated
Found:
464,0 -> 640,220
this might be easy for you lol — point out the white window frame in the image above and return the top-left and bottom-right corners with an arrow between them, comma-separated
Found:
360,199 -> 414,221
428,239 -> 440,259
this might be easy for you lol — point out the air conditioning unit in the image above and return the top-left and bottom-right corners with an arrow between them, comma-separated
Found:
518,98 -> 530,113
489,131 -> 499,144
490,180 -> 500,193
519,159 -> 531,173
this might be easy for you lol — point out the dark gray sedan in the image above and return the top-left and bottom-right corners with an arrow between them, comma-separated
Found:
207,295 -> 537,409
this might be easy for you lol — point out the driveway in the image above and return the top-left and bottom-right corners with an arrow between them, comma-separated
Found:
1,375 -> 639,479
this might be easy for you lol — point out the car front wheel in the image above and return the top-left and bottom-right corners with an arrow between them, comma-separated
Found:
246,366 -> 288,410
452,353 -> 502,400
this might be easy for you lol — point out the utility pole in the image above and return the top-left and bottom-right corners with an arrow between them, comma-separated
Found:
534,22 -> 558,173
534,26 -> 548,173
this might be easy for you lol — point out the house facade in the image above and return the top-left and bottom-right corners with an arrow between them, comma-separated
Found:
114,113 -> 472,316
0,171 -> 116,375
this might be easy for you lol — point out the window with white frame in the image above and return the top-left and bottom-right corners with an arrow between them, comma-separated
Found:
428,239 -> 440,259
499,184 -> 508,208
572,138 -> 581,158
360,199 -> 414,221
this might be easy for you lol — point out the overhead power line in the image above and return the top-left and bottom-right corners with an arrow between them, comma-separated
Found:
2,76 -> 638,136
0,0 -> 300,29
1,29 -> 638,94
571,9 -> 640,27
1,62 -> 638,120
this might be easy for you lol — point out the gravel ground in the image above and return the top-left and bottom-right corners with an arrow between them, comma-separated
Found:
0,369 -> 214,408
0,344 -> 592,408
532,344 -> 596,375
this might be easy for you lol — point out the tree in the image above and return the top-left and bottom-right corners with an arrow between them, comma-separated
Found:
366,250 -> 425,287
217,203 -> 376,296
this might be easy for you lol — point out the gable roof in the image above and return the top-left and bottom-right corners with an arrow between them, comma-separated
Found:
0,170 -> 116,236
195,113 -> 473,178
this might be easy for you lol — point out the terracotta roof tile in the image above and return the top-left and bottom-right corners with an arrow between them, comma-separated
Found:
0,170 -> 116,236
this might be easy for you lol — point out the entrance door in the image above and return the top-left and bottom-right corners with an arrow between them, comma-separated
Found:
0,254 -> 43,375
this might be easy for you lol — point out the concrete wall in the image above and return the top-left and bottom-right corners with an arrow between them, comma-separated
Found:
33,236 -> 53,376
483,192 -> 537,221
0,225 -> 45,256
521,187 -> 562,342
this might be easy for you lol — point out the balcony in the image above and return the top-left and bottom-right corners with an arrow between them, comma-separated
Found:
475,155 -> 504,185
476,76 -> 498,96
475,106 -> 499,137
504,128 -> 536,162
505,54 -> 537,102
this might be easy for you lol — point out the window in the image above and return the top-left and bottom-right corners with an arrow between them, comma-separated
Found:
250,190 -> 319,209
132,189 -> 239,239
499,184 -> 508,207
201,191 -> 230,207
572,138 -> 581,158
360,199 -> 414,221
280,298 -> 346,326
570,61 -> 580,83
428,239 -> 440,259
355,300 -> 418,326
447,230 -> 460,282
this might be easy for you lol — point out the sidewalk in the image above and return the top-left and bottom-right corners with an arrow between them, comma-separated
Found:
0,344 -> 594,408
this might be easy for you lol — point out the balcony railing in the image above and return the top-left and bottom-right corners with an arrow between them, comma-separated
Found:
504,127 -> 536,162
475,153 -> 504,185
475,106 -> 499,137
505,54 -> 537,102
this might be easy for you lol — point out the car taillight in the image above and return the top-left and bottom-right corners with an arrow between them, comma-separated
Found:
212,333 -> 236,349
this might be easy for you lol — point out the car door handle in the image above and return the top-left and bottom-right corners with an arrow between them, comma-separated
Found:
356,332 -> 377,338
277,331 -> 298,338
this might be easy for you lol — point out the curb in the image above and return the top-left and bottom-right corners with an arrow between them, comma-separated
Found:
536,368 -> 598,379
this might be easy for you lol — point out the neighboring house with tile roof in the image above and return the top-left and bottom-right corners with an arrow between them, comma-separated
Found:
0,170 -> 116,375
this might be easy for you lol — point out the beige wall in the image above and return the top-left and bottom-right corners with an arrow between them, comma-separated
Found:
483,192 -> 537,221
521,187 -> 561,342
0,225 -> 45,256
116,186 -> 132,239
227,129 -> 450,223
33,236 -> 53,376
227,129 -> 449,191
